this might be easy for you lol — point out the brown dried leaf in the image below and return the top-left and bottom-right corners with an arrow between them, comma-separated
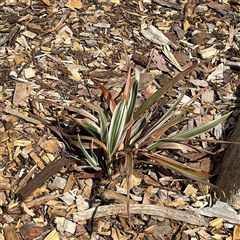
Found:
206,2 -> 231,11
90,76 -> 116,113
152,52 -> 169,72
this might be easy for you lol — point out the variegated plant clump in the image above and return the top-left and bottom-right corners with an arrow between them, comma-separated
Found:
76,53 -> 231,220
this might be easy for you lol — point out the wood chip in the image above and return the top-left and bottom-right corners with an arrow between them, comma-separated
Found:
44,228 -> 60,240
30,152 -> 45,170
40,139 -> 59,153
199,47 -> 219,59
197,201 -> 240,224
13,82 -> 30,106
76,195 -> 89,212
141,24 -> 178,50
22,30 -> 37,39
3,225 -> 18,240
60,192 -> 75,206
184,184 -> 198,197
52,176 -> 67,190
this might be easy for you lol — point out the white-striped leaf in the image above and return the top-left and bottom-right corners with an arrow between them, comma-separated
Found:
98,107 -> 108,145
77,134 -> 99,169
108,100 -> 127,156
79,119 -> 101,140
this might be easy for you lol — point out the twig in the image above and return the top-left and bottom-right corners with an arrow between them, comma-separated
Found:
73,204 -> 207,226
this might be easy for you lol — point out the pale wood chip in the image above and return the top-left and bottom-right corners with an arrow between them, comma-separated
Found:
162,45 -> 183,71
16,36 -> 31,50
207,63 -> 225,82
110,0 -> 120,4
184,184 -> 198,197
55,217 -> 65,233
13,82 -> 30,106
52,176 -> 67,190
141,25 -> 178,50
0,192 -> 6,206
30,152 -> 45,170
21,202 -> 35,217
24,68 -> 35,79
22,30 -> 36,39
92,23 -> 111,28
76,195 -> 89,211
40,139 -> 59,153
197,201 -> 240,224
199,47 -> 219,59
214,113 -> 223,139
60,192 -> 75,206
63,219 -> 76,234
201,89 -> 214,104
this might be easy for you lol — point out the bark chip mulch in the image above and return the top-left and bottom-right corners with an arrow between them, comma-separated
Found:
1,0 -> 240,239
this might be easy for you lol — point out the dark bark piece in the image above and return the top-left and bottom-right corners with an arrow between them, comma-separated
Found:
132,52 -> 149,68
216,117 -> 240,209
16,157 -> 70,201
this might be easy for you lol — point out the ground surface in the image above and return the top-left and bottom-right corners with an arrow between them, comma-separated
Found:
1,0 -> 240,239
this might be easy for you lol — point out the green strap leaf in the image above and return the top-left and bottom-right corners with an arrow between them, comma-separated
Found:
108,100 -> 127,156
133,64 -> 199,120
173,111 -> 232,139
79,119 -> 101,140
147,112 -> 232,151
126,80 -> 139,123
152,92 -> 185,128
98,107 -> 108,145
77,134 -> 99,169
130,115 -> 148,144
